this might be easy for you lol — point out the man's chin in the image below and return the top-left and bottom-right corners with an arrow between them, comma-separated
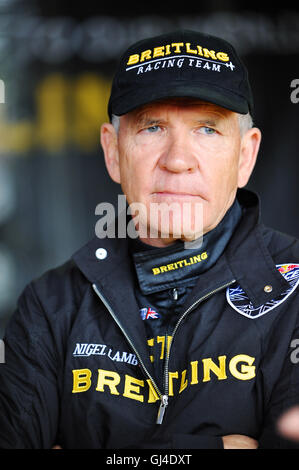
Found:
137,221 -> 204,246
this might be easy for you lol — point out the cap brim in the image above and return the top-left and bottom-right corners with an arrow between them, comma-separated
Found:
109,83 -> 249,118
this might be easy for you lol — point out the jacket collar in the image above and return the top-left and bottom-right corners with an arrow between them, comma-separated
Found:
226,189 -> 290,307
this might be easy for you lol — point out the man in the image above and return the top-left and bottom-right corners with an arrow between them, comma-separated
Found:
0,29 -> 299,449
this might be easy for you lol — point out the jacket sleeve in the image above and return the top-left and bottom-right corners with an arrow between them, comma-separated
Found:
258,319 -> 299,449
0,283 -> 60,448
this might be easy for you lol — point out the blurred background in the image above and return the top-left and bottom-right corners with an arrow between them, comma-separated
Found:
0,1 -> 298,336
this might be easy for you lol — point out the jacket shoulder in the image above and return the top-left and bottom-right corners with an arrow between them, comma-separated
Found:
27,258 -> 90,316
262,225 -> 299,262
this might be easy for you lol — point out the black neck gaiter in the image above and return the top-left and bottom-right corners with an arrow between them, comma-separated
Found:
131,198 -> 242,293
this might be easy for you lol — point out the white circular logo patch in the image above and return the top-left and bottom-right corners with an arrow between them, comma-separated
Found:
226,264 -> 299,319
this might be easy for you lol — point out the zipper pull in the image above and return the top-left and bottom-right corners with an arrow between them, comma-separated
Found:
156,395 -> 168,425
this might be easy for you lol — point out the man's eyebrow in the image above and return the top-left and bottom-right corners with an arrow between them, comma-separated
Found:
135,115 -> 164,127
195,119 -> 218,126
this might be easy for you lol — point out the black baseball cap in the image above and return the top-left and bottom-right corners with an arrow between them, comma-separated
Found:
108,29 -> 254,120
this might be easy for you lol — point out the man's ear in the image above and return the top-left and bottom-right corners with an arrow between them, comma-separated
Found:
100,122 -> 121,184
238,127 -> 262,188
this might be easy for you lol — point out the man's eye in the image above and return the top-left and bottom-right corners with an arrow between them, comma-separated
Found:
198,126 -> 216,135
145,125 -> 161,133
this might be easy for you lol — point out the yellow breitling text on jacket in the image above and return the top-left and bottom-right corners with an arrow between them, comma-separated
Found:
72,343 -> 256,403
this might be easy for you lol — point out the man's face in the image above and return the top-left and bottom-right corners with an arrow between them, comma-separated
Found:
102,99 -> 260,246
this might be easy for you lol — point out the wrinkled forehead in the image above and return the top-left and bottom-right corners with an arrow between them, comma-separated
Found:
120,97 -> 236,127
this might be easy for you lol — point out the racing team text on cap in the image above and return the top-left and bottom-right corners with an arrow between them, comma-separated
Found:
126,41 -> 234,71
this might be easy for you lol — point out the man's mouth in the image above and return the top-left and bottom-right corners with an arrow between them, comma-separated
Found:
152,191 -> 202,200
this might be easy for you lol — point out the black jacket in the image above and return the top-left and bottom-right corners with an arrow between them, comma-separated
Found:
1,189 -> 299,449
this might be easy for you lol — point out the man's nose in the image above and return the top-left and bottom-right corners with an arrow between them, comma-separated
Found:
158,133 -> 198,173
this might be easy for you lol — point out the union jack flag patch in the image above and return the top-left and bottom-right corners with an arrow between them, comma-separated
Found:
140,307 -> 160,320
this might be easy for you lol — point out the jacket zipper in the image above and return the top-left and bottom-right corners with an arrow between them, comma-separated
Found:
93,279 -> 236,425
